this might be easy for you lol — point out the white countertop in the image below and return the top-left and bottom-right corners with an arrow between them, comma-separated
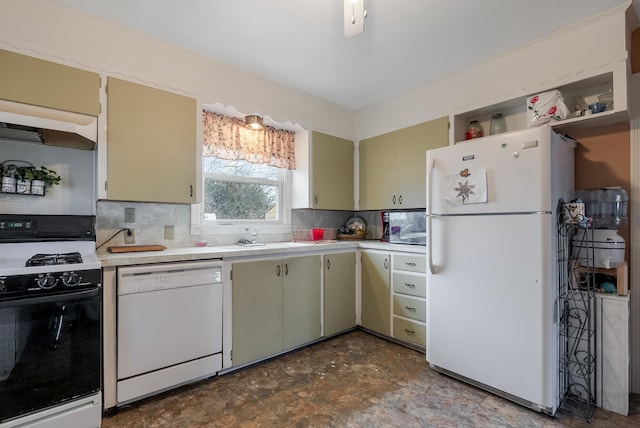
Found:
98,240 -> 425,267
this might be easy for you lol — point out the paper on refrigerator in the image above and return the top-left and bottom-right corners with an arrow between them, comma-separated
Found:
443,168 -> 488,206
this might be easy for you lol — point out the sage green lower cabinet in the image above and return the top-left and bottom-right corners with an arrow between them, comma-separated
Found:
231,259 -> 283,366
360,251 -> 391,336
323,252 -> 356,336
231,255 -> 321,367
391,252 -> 427,350
283,256 -> 322,350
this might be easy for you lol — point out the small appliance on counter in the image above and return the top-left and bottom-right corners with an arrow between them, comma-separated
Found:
388,210 -> 426,245
380,212 -> 390,242
572,229 -> 625,269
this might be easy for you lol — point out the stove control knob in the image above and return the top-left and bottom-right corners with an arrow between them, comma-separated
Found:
0,277 -> 6,292
62,271 -> 81,287
36,273 -> 57,289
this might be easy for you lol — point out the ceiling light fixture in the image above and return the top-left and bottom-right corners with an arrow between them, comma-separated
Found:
245,114 -> 263,130
344,0 -> 367,38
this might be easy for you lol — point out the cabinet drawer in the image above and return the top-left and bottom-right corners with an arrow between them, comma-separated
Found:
394,254 -> 426,273
393,317 -> 426,348
393,294 -> 426,322
392,272 -> 426,298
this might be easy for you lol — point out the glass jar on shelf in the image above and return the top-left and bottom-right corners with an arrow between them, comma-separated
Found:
489,113 -> 507,135
465,120 -> 483,140
597,89 -> 613,111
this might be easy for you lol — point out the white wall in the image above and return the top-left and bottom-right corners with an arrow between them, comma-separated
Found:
0,1 -> 355,138
0,140 -> 96,215
355,4 -> 629,140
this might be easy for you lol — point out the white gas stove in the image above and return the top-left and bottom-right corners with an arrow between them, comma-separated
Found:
0,214 -> 102,428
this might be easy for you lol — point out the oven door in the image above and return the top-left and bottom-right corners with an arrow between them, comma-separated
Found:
0,288 -> 101,423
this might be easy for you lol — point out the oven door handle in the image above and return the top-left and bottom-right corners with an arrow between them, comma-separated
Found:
0,287 -> 100,308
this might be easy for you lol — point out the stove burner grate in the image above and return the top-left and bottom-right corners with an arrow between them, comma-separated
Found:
26,252 -> 84,267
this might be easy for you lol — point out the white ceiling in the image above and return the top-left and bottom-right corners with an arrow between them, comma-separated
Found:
53,0 -> 630,110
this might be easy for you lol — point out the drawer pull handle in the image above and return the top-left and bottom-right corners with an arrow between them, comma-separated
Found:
404,283 -> 416,288
405,306 -> 416,312
404,328 -> 415,335
405,262 -> 416,266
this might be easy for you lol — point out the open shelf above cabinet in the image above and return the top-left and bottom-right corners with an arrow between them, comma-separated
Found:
452,61 -> 628,143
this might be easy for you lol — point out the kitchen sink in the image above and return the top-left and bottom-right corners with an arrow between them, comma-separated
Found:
243,242 -> 315,248
208,241 -> 334,252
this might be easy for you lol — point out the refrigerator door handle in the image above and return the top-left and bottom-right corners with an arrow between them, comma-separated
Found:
427,157 -> 436,274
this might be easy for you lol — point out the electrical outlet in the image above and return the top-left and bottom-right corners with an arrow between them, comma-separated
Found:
164,225 -> 174,240
124,207 -> 135,223
124,229 -> 135,244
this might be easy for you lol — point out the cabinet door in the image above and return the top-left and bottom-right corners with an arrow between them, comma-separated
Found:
106,77 -> 196,203
393,317 -> 426,348
597,296 -> 629,415
359,136 -> 397,210
232,260 -> 283,366
311,131 -> 354,210
283,255 -> 322,349
359,117 -> 448,210
324,252 -> 356,336
0,49 -> 100,116
360,251 -> 391,335
396,116 -> 448,208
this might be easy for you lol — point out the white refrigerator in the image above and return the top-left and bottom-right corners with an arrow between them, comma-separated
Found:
426,125 -> 574,415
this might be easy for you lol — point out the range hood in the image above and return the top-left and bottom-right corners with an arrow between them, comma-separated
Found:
0,99 -> 97,150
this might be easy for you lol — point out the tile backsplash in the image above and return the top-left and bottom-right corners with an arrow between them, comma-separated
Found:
96,201 -> 386,249
96,201 -> 191,249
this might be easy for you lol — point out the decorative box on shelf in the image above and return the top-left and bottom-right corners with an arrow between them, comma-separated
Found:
451,61 -> 628,143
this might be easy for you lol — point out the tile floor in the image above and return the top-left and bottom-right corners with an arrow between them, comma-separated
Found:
102,330 -> 639,427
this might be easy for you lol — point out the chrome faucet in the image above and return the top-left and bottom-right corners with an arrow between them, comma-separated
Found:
247,227 -> 258,244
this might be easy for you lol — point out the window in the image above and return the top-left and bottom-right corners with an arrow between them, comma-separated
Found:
202,157 -> 288,223
200,110 -> 295,231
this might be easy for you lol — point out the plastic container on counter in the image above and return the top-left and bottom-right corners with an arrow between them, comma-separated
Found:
573,187 -> 627,229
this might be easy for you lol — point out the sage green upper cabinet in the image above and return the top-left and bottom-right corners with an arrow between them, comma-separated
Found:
0,49 -> 100,116
106,77 -> 197,203
292,131 -> 354,210
359,116 -> 448,210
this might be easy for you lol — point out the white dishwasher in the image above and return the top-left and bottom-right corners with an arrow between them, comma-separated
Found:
116,260 -> 223,405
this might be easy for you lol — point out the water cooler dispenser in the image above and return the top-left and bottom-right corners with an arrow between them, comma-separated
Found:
572,187 -> 627,270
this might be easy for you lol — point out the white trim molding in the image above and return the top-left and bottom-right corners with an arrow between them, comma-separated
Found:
629,73 -> 640,394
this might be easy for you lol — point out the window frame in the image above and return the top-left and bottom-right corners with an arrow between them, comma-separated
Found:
199,157 -> 292,236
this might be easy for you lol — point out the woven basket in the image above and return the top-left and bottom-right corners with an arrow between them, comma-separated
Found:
337,229 -> 367,240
